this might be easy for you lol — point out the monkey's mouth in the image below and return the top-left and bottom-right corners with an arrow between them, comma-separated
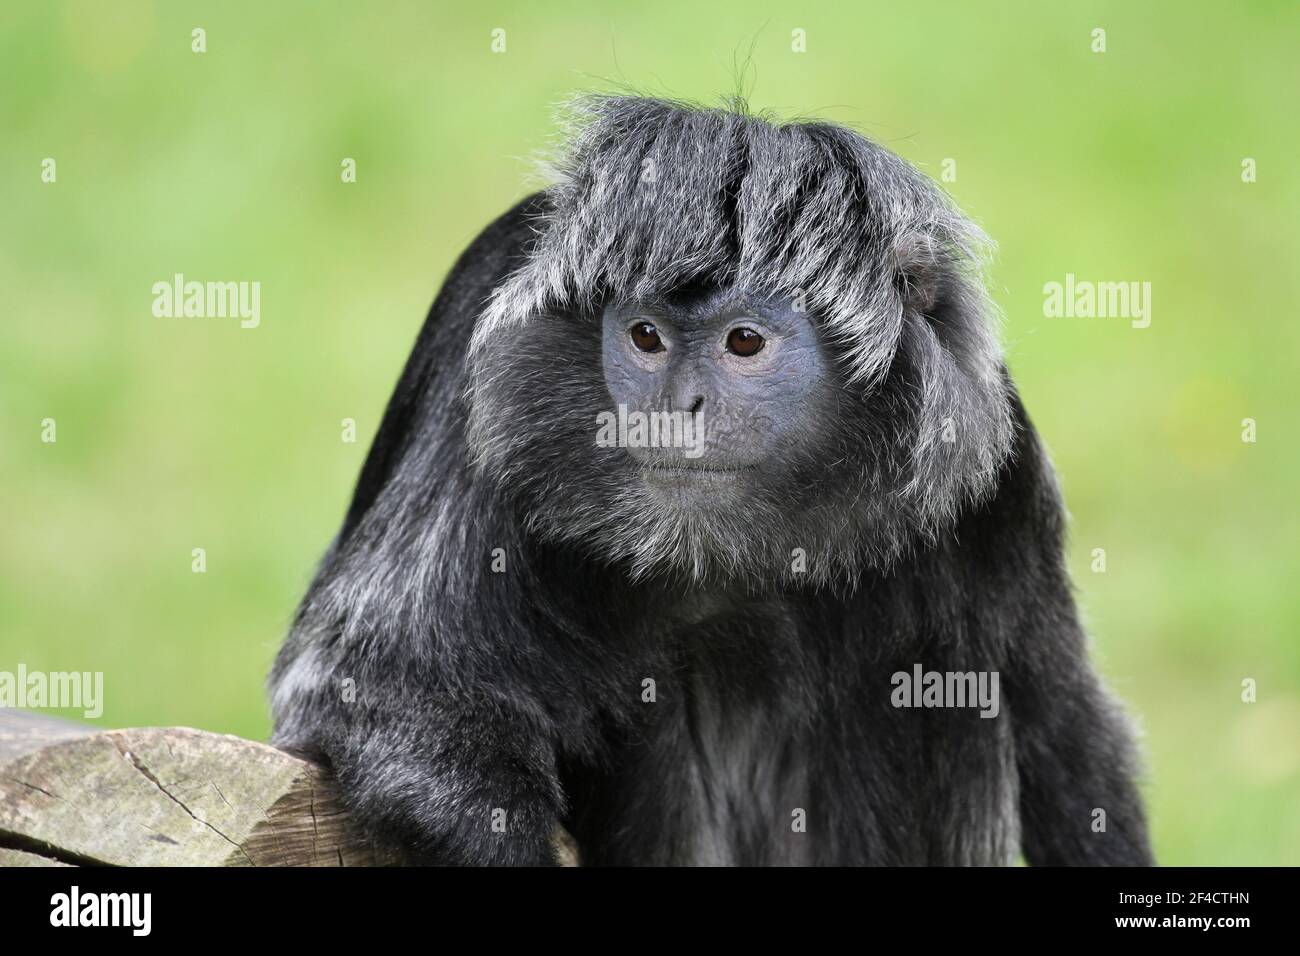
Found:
640,462 -> 754,482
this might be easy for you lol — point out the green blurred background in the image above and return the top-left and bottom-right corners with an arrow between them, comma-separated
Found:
2,1 -> 1297,865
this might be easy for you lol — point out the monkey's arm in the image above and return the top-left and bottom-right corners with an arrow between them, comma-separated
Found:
1005,598 -> 1154,866
990,399 -> 1154,866
270,193 -> 574,864
270,491 -> 576,866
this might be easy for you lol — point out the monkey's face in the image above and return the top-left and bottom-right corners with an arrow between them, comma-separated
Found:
468,278 -> 918,589
599,288 -> 837,509
468,273 -> 1007,587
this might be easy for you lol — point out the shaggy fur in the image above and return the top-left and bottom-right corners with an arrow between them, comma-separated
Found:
270,95 -> 1153,866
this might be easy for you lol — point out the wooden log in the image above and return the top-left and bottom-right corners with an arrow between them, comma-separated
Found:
0,711 -> 578,866
0,709 -> 97,764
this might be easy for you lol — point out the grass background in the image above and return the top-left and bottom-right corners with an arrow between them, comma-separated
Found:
1,1 -> 1297,865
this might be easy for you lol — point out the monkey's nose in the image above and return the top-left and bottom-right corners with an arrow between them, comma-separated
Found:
665,366 -> 707,416
666,383 -> 706,415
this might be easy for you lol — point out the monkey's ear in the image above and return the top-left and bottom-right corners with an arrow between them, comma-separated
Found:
892,232 -> 946,318
890,226 -> 999,379
887,225 -> 1014,526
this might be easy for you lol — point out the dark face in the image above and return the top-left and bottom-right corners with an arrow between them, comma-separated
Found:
600,288 -> 836,506
471,281 -> 935,588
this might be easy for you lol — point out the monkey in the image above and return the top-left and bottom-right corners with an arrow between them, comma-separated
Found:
269,94 -> 1154,866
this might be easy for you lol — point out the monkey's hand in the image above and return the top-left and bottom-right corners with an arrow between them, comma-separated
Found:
286,692 -> 566,866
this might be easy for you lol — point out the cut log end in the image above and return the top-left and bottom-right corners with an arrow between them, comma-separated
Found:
0,711 -> 577,867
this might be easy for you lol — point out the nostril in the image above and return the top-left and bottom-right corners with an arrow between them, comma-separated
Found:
688,395 -> 705,415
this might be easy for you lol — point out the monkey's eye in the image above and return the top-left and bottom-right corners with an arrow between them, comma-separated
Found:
629,322 -> 664,353
726,327 -> 765,357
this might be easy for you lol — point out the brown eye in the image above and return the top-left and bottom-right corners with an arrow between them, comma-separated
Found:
629,322 -> 663,353
726,327 -> 765,357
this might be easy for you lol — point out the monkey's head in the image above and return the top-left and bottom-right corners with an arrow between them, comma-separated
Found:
468,95 -> 1013,588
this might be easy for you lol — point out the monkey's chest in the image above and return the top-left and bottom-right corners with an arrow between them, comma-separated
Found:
581,618 -> 1018,865
617,610 -> 817,865
610,679 -> 1017,866
656,680 -> 813,866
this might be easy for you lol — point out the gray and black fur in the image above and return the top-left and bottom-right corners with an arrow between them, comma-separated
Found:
270,95 -> 1153,866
